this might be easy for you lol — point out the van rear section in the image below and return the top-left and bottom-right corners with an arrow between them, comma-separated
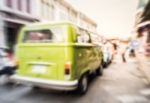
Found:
13,44 -> 78,90
11,24 -> 78,90
16,44 -> 74,80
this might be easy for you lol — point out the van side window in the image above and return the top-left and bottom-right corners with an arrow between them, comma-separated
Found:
76,29 -> 90,43
91,33 -> 102,45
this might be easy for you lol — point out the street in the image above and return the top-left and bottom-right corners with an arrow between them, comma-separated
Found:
0,57 -> 150,103
0,0 -> 150,103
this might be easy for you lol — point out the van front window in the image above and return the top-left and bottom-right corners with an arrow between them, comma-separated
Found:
23,29 -> 65,43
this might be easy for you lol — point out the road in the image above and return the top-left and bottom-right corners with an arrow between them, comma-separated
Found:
0,58 -> 150,103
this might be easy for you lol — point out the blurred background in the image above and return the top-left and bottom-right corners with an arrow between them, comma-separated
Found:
0,0 -> 150,103
0,0 -> 149,52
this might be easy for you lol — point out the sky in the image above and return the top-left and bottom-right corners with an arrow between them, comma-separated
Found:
66,0 -> 139,39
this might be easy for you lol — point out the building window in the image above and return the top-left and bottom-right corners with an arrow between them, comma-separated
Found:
59,10 -> 68,21
43,3 -> 47,18
41,0 -> 47,18
41,0 -> 54,20
17,0 -> 22,11
77,29 -> 91,43
46,3 -> 49,19
70,10 -> 77,23
6,0 -> 12,8
26,0 -> 31,13
49,5 -> 54,20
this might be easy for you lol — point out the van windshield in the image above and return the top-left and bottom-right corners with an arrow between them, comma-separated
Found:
23,28 -> 65,43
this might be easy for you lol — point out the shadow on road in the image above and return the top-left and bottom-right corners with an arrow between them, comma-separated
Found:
0,75 -> 110,103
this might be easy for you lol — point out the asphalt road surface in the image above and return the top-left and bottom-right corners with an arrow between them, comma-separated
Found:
0,60 -> 150,103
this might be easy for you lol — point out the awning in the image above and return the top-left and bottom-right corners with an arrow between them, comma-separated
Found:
137,21 -> 150,28
3,18 -> 30,25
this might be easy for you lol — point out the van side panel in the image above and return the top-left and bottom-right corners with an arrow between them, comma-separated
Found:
74,45 -> 102,79
69,25 -> 103,79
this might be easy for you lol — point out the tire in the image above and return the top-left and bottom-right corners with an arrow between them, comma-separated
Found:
32,86 -> 41,90
77,74 -> 88,95
96,65 -> 103,76
103,62 -> 107,68
0,75 -> 11,85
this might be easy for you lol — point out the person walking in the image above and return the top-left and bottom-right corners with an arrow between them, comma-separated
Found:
116,42 -> 127,63
122,51 -> 126,62
120,43 -> 128,63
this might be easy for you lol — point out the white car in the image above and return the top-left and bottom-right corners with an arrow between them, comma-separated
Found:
102,42 -> 113,68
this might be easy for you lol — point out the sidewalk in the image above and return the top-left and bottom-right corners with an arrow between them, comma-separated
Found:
113,51 -> 137,64
137,53 -> 150,83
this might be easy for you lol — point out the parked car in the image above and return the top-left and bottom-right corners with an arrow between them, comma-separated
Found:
102,42 -> 113,68
11,22 -> 103,94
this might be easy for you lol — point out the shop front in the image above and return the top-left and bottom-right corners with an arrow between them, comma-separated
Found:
0,11 -> 38,52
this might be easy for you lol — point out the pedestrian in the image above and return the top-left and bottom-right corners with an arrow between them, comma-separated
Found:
0,49 -> 17,76
0,66 -> 15,76
113,43 -> 118,51
122,52 -> 126,62
119,43 -> 128,63
129,48 -> 136,57
112,43 -> 118,59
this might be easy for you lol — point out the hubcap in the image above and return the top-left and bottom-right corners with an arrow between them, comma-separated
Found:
82,76 -> 87,91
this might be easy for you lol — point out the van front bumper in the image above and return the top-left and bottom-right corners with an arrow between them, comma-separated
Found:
10,75 -> 78,91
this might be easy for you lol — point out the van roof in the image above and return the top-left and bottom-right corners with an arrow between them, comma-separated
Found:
25,21 -> 89,32
26,21 -> 75,27
25,21 -> 99,36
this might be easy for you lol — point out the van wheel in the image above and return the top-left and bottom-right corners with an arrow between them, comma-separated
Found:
77,74 -> 88,94
103,62 -> 107,68
96,65 -> 103,76
32,86 -> 41,90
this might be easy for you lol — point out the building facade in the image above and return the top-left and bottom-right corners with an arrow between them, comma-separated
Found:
0,0 -> 97,50
135,0 -> 150,83
0,0 -> 38,50
33,0 -> 97,32
135,0 -> 150,56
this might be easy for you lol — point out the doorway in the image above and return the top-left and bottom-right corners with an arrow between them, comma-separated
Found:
5,22 -> 23,52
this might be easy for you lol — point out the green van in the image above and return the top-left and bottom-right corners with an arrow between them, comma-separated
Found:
11,22 -> 103,94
